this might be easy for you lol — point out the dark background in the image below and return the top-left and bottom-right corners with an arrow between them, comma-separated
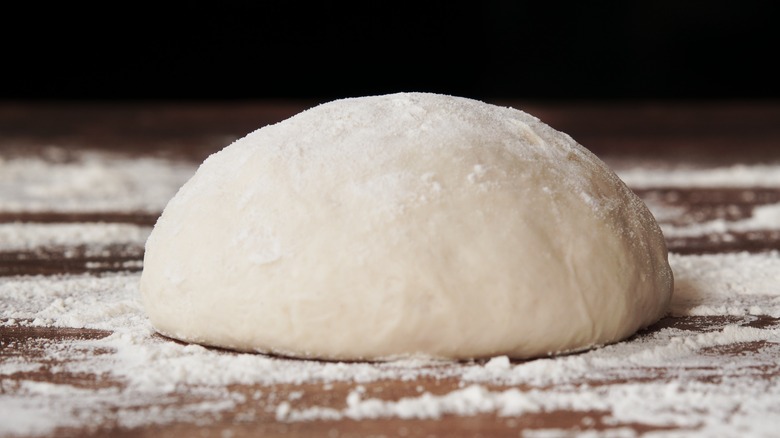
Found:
2,1 -> 777,102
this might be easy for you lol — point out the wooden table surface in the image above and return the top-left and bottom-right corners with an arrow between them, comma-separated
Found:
2,99 -> 780,438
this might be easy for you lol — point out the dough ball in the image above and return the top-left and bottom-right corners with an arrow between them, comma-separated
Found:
140,92 -> 673,361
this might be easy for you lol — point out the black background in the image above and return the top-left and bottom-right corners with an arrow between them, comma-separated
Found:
3,1 -> 777,102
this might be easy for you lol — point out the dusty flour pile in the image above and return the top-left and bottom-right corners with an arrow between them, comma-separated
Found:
0,223 -> 151,251
0,149 -> 195,213
1,152 -> 780,437
614,163 -> 780,188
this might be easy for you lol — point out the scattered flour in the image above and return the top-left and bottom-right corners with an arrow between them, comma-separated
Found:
0,150 -> 196,213
0,223 -> 151,251
614,163 -> 780,188
658,202 -> 780,238
669,251 -> 780,317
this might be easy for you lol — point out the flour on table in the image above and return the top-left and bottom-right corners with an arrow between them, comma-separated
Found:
659,202 -> 780,238
0,223 -> 151,251
0,149 -> 195,213
614,163 -> 780,188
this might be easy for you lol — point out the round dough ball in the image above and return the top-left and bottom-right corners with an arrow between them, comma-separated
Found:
140,92 -> 673,361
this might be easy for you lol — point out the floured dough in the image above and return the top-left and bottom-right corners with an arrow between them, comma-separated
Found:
140,92 -> 674,361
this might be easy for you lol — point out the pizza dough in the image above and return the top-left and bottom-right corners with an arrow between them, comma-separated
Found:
139,92 -> 673,361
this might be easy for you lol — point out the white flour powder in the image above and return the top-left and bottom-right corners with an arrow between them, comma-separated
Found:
613,163 -> 780,188
0,223 -> 151,251
0,150 -> 196,213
